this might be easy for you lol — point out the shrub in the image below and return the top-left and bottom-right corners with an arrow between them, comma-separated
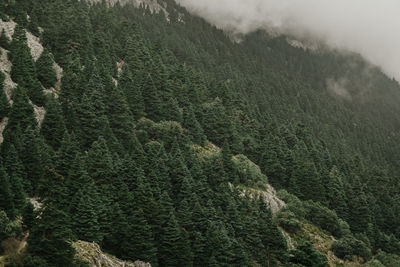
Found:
332,235 -> 371,260
277,210 -> 302,233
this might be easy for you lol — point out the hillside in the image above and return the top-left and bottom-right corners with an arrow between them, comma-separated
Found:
0,0 -> 400,266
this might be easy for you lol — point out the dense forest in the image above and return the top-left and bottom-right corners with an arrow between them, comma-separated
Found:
0,0 -> 400,266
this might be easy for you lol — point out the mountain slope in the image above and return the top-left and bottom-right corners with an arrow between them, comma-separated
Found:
0,0 -> 400,266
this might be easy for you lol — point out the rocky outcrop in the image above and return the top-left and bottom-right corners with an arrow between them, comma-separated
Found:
238,184 -> 287,214
26,32 -> 43,61
0,47 -> 16,100
85,0 -> 167,15
0,19 -> 16,40
73,241 -> 151,267
0,117 -> 8,144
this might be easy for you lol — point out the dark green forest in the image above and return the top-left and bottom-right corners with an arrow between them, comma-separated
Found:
0,0 -> 400,266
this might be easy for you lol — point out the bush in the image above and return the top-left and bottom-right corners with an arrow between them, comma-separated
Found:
277,189 -> 307,218
304,201 -> 341,237
332,235 -> 371,260
288,242 -> 328,267
277,210 -> 302,233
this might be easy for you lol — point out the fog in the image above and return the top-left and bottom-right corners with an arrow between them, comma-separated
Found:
176,0 -> 400,80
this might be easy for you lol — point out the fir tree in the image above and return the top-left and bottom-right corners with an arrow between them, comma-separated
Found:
0,29 -> 10,49
0,71 -> 10,120
26,204 -> 75,267
126,209 -> 158,265
41,97 -> 67,149
0,167 -> 15,219
36,48 -> 57,88
10,25 -> 46,106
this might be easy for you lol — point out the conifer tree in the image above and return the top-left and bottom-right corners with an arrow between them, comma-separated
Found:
0,71 -> 10,120
18,126 -> 44,194
126,208 -> 158,265
72,184 -> 102,243
183,105 -> 205,145
26,203 -> 75,267
4,86 -> 36,134
10,25 -> 46,106
0,29 -> 10,49
86,137 -> 115,190
0,167 -> 15,219
105,77 -> 135,149
118,64 -> 146,120
41,97 -> 67,149
142,73 -> 162,121
158,210 -> 193,267
36,48 -> 57,88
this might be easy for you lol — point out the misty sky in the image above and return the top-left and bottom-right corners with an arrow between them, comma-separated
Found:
176,0 -> 400,80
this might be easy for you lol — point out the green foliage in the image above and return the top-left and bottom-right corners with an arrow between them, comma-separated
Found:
36,48 -> 57,88
331,235 -> 372,260
303,201 -> 342,237
0,71 -> 10,120
277,210 -> 302,233
287,242 -> 328,267
10,25 -> 46,106
3,0 -> 400,265
41,97 -> 66,149
0,29 -> 10,49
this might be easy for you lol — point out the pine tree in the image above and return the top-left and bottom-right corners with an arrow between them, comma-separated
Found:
105,77 -> 135,149
125,209 -> 158,265
158,210 -> 193,267
26,203 -> 75,267
71,184 -> 103,243
0,167 -> 15,218
36,48 -> 57,88
327,166 -> 348,220
0,29 -> 10,49
4,86 -> 36,134
0,71 -> 10,120
142,73 -> 162,121
118,64 -> 146,120
182,105 -> 205,145
86,137 -> 115,190
18,126 -> 44,195
10,25 -> 46,106
9,172 -> 26,214
55,131 -> 80,177
41,97 -> 67,149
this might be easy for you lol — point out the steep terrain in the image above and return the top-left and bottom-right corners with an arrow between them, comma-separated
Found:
0,0 -> 400,266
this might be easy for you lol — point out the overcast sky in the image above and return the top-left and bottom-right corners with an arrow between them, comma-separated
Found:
176,0 -> 400,80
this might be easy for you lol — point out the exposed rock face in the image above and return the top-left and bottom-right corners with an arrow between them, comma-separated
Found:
238,184 -> 286,214
0,47 -> 16,100
28,197 -> 43,211
73,241 -> 151,267
0,117 -> 8,144
26,32 -> 43,61
0,19 -> 16,40
33,104 -> 46,127
86,0 -> 167,15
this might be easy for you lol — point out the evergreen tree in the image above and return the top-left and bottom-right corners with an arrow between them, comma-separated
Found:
41,97 -> 67,149
182,105 -> 205,145
26,204 -> 75,267
71,184 -> 102,243
36,48 -> 57,88
0,167 -> 15,218
10,25 -> 46,106
0,71 -> 10,120
125,209 -> 158,265
86,137 -> 115,190
118,64 -> 146,120
0,29 -> 10,49
158,210 -> 193,267
4,86 -> 36,134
